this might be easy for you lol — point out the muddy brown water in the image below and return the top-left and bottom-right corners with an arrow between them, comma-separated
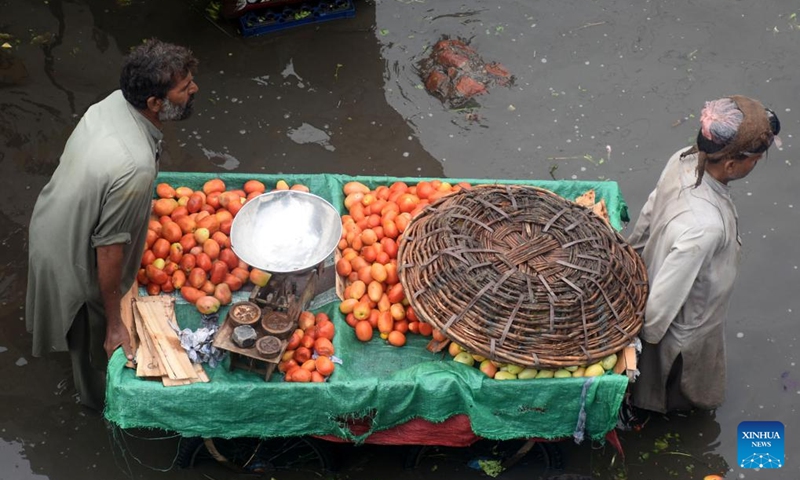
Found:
1,0 -> 799,479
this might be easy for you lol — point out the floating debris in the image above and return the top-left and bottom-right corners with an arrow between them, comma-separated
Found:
418,36 -> 513,108
287,123 -> 335,151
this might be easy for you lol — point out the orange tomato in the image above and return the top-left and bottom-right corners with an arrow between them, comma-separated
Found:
153,198 -> 178,217
418,322 -> 433,336
180,286 -> 204,304
339,298 -> 359,314
415,181 -> 434,199
291,368 -> 312,383
148,220 -> 162,235
367,281 -> 384,303
389,181 -> 408,193
316,320 -> 335,341
361,229 -> 378,246
361,245 -> 377,263
279,359 -> 299,374
357,266 -> 373,284
203,178 -> 226,195
162,222 -> 182,243
197,215 -> 220,234
367,309 -> 380,328
353,300 -> 371,320
223,273 -> 243,292
432,329 -> 447,342
394,319 -> 409,334
196,252 -> 212,272
384,263 -> 399,285
377,293 -> 391,312
316,356 -> 335,376
396,213 -> 412,232
186,193 -> 205,214
377,311 -> 394,334
219,248 -> 239,270
390,303 -> 406,321
170,206 -> 188,221
209,260 -> 228,285
355,320 -> 373,342
137,268 -> 149,285
141,249 -> 156,267
156,183 -> 177,198
314,337 -> 335,356
381,238 -> 398,259
177,253 -> 195,274
343,181 -> 370,195
211,231 -> 230,249
370,263 -> 387,283
336,258 -> 352,276
231,267 -> 250,283
152,238 -> 170,259
387,331 -> 406,347
287,331 -> 303,350
169,243 -> 183,263
203,239 -> 220,260
176,216 -> 197,235
301,359 -> 317,372
387,283 -> 404,304
243,179 -> 266,194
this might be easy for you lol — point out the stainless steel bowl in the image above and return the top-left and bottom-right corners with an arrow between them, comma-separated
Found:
230,190 -> 342,273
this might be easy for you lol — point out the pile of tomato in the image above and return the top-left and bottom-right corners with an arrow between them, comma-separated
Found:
278,310 -> 337,382
140,178 -> 308,312
336,180 -> 471,347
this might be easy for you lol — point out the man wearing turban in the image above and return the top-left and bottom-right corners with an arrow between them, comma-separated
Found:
627,95 -> 780,414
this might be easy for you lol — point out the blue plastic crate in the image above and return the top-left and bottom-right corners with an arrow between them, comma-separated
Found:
239,0 -> 355,37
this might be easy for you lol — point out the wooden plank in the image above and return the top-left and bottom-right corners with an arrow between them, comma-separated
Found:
613,345 -> 638,382
161,363 -> 209,387
136,297 -> 198,381
194,363 -> 210,383
137,301 -> 193,380
161,376 -> 193,387
120,282 -> 140,369
133,300 -> 165,378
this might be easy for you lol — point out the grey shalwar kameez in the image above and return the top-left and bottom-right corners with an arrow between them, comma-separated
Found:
627,148 -> 740,413
26,90 -> 161,409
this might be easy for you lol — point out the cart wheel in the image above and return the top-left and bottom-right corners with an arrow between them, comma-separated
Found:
176,436 -> 337,472
403,439 -> 564,471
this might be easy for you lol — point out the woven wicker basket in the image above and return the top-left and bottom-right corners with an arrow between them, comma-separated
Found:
397,185 -> 648,369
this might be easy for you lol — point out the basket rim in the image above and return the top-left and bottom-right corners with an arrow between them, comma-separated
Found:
397,184 -> 647,369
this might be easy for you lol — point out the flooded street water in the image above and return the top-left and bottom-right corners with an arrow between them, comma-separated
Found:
1,0 -> 798,479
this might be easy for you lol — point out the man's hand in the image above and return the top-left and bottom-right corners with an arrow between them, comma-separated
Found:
104,321 -> 134,360
97,243 -> 135,361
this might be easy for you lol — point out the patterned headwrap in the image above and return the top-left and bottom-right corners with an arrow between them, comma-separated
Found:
681,95 -> 778,187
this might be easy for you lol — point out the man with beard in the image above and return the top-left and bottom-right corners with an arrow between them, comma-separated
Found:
25,39 -> 199,410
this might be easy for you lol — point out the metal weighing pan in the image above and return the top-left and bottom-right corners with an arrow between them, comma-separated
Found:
230,190 -> 342,274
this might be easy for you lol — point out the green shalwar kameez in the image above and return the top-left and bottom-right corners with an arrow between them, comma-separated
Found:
26,90 -> 162,409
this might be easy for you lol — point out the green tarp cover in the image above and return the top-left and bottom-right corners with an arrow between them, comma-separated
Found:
105,172 -> 631,443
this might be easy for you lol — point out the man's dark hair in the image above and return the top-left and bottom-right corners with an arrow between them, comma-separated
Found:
119,39 -> 198,110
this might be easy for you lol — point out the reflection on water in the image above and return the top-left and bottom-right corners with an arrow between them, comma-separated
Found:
0,439 -> 49,480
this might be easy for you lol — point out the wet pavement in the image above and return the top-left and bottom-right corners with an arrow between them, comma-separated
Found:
1,0 -> 799,478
